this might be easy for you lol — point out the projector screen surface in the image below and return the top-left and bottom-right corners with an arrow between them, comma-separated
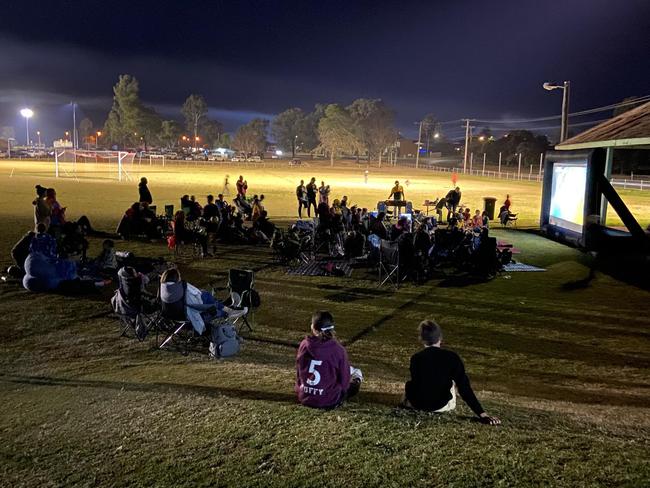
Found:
549,162 -> 587,233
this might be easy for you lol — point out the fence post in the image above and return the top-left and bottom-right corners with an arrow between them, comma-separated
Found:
498,152 -> 502,176
517,153 -> 522,180
482,153 -> 486,176
539,153 -> 543,177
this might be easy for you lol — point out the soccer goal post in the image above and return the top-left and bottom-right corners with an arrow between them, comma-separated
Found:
53,149 -> 136,181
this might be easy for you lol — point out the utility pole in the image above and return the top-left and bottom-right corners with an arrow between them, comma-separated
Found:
560,81 -> 571,142
462,119 -> 471,173
415,120 -> 423,169
71,102 -> 78,150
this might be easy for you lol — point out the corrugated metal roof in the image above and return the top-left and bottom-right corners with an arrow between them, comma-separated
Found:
556,101 -> 650,150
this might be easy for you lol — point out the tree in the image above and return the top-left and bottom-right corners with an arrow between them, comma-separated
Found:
347,98 -> 396,166
103,74 -> 145,147
317,104 -> 363,166
160,120 -> 181,149
233,118 -> 269,155
181,94 -> 208,147
271,108 -> 308,158
202,119 -> 224,148
420,114 -> 438,155
301,104 -> 326,153
79,118 -> 94,146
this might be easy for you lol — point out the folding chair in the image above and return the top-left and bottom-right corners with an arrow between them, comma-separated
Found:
379,239 -> 400,288
157,281 -> 206,354
164,205 -> 174,219
111,267 -> 159,341
224,269 -> 257,333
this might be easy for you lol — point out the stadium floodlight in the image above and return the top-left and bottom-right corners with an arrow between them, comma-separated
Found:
20,108 -> 34,146
433,133 -> 440,139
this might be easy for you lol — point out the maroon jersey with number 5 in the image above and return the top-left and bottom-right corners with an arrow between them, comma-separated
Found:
295,336 -> 351,408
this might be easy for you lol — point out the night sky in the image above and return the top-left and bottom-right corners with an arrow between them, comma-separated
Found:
1,0 -> 649,143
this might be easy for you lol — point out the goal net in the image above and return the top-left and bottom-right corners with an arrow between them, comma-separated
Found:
53,149 -> 136,181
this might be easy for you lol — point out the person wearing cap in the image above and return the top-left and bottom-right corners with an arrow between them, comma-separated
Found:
295,311 -> 363,409
401,319 -> 501,425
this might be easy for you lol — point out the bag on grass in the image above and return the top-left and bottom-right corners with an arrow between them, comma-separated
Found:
209,323 -> 241,358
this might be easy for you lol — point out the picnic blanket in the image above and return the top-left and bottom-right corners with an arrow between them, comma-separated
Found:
503,262 -> 546,272
288,259 -> 353,277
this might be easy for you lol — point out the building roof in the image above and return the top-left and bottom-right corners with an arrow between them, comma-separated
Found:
556,101 -> 650,150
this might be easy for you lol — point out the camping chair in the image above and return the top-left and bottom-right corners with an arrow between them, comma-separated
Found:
157,281 -> 207,354
164,205 -> 174,220
378,239 -> 400,288
222,269 -> 257,333
111,267 -> 159,341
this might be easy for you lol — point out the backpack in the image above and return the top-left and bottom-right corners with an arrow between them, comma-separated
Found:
209,323 -> 241,358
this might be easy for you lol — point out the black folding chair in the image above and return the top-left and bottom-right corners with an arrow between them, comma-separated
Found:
379,239 -> 400,289
157,281 -> 207,354
224,269 -> 257,333
111,268 -> 158,341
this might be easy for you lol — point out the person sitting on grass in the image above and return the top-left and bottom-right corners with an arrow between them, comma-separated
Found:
401,319 -> 501,425
295,311 -> 363,409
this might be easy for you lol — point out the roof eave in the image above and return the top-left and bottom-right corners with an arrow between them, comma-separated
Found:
555,137 -> 650,151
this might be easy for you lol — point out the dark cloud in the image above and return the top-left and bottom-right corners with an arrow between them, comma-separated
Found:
1,0 -> 649,144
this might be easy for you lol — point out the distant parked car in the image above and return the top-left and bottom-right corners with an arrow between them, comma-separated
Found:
289,158 -> 302,166
248,155 -> 262,162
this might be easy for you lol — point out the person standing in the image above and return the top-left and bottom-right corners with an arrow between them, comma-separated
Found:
223,174 -> 231,195
318,181 -> 330,205
296,179 -> 307,218
306,177 -> 318,217
402,319 -> 501,425
295,311 -> 363,409
236,175 -> 248,198
138,177 -> 153,204
504,194 -> 511,211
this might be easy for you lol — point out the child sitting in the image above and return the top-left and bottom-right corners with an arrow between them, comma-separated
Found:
295,311 -> 363,409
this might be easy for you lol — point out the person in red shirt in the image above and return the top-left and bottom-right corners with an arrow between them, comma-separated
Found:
236,175 -> 248,197
504,194 -> 511,211
295,311 -> 363,409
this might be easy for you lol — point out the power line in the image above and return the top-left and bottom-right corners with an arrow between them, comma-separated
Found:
470,95 -> 650,124
480,118 -> 610,132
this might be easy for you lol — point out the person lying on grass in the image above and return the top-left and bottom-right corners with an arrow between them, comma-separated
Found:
295,311 -> 363,409
401,319 -> 501,425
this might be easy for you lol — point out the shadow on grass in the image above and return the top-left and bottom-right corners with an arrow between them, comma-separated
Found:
1,373 -> 297,405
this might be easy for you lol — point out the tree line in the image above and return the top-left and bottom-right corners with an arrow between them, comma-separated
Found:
96,74 -> 399,164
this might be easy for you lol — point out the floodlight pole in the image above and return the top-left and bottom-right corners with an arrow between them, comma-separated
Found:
415,120 -> 423,169
462,119 -> 471,173
71,102 -> 78,150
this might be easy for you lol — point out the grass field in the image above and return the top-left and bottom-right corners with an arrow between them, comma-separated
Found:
1,160 -> 649,487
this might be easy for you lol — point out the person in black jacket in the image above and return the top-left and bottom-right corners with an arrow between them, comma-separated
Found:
402,319 -> 501,425
138,177 -> 153,204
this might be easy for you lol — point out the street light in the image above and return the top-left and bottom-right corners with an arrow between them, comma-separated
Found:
20,108 -> 34,146
543,81 -> 571,142
36,131 -> 41,147
433,132 -> 440,139
96,131 -> 102,148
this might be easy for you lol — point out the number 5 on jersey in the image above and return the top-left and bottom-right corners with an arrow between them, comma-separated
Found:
306,360 -> 323,386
